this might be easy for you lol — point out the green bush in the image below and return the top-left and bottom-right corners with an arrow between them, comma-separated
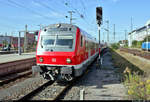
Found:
124,70 -> 150,100
132,40 -> 142,48
143,36 -> 150,42
111,43 -> 120,50
132,40 -> 137,47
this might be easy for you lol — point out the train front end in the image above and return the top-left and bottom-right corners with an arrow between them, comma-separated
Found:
32,23 -> 77,82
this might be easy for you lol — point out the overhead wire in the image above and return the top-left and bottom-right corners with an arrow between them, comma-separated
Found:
32,0 -> 66,17
7,0 -> 57,20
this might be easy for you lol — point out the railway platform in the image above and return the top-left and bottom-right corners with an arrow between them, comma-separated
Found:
0,52 -> 36,64
67,48 -> 128,100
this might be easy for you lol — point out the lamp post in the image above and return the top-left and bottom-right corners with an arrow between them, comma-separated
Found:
18,32 -> 21,55
105,20 -> 109,44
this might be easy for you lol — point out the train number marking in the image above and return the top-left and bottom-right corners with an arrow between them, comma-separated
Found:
52,58 -> 56,62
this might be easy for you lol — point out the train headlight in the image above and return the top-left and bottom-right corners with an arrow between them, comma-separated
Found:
66,58 -> 71,63
39,57 -> 43,62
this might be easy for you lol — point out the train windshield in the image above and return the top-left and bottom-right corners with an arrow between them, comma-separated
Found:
56,35 -> 73,48
41,35 -> 73,49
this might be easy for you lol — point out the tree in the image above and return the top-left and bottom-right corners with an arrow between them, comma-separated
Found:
2,40 -> 8,47
142,36 -> 150,42
132,40 -> 137,47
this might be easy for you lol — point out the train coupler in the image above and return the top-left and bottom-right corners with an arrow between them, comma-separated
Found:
60,67 -> 73,81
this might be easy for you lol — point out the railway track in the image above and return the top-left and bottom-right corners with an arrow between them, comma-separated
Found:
17,56 -> 99,101
18,79 -> 74,100
0,70 -> 32,86
120,48 -> 150,60
0,58 -> 36,87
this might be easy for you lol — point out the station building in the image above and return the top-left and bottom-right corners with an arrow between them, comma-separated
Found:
128,20 -> 150,47
0,33 -> 36,48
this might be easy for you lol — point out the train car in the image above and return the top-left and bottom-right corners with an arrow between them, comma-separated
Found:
142,42 -> 150,51
32,23 -> 99,82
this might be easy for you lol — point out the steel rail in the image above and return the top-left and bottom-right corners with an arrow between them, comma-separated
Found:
0,70 -> 32,86
120,48 -> 150,60
18,55 -> 99,101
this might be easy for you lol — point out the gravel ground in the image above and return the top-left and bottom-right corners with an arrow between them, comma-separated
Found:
0,74 -> 48,100
31,82 -> 66,100
63,48 -> 128,100
0,74 -> 32,90
0,48 -> 128,101
118,50 -> 150,76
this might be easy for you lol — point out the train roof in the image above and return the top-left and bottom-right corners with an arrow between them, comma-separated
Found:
43,23 -> 98,43
44,23 -> 78,29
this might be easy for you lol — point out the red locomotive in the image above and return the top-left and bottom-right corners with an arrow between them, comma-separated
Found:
32,23 -> 99,82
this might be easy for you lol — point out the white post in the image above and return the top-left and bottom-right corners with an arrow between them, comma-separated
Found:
146,25 -> 149,51
80,89 -> 85,100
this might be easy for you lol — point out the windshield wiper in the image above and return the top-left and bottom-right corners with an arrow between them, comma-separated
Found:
41,37 -> 43,48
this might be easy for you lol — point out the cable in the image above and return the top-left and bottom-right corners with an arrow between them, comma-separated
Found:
32,0 -> 66,17
7,0 -> 56,20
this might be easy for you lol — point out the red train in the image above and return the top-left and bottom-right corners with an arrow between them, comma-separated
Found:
32,23 -> 100,82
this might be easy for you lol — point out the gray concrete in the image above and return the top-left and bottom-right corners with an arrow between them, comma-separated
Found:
75,48 -> 128,100
0,52 -> 36,63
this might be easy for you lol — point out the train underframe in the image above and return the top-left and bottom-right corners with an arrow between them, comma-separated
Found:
32,65 -> 75,82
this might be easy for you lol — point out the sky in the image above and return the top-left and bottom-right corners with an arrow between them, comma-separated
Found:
0,0 -> 150,43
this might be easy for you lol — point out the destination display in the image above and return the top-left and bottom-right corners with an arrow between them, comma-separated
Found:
48,28 -> 68,32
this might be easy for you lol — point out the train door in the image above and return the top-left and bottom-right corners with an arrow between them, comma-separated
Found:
88,41 -> 91,58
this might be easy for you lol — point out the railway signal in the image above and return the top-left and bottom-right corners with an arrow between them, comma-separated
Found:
96,7 -> 103,25
96,7 -> 103,67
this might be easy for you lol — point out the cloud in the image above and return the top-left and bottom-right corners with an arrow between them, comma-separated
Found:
112,0 -> 120,3
31,0 -> 42,7
49,11 -> 64,18
32,11 -> 64,20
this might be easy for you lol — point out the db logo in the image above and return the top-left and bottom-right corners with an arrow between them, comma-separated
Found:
52,58 -> 56,62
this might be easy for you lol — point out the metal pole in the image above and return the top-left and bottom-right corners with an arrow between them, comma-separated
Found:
103,32 -> 104,42
11,32 -> 13,47
131,17 -> 133,31
105,20 -> 109,44
70,12 -> 72,24
113,24 -> 115,43
108,21 -> 109,44
98,24 -> 101,65
18,32 -> 21,55
68,11 -> 75,24
125,30 -> 127,40
98,26 -> 100,45
24,24 -> 27,52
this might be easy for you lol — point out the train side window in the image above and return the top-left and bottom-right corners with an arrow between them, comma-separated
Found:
80,35 -> 83,47
85,41 -> 88,51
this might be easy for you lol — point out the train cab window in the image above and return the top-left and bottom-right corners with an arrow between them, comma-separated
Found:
56,35 -> 73,48
42,35 -> 55,46
41,35 -> 73,49
80,35 -> 83,47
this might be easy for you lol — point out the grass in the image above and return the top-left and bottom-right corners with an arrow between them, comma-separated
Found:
110,48 -> 150,100
124,70 -> 150,100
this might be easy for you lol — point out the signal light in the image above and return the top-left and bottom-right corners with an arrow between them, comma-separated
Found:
96,7 -> 103,25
